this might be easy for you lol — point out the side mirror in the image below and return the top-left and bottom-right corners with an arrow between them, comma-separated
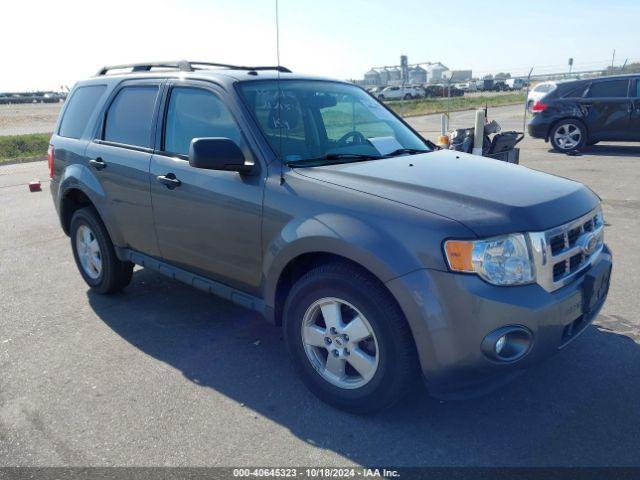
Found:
188,137 -> 252,174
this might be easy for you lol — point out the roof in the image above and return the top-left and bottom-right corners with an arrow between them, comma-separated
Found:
80,60 -> 340,86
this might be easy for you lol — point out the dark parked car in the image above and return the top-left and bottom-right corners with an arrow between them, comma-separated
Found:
528,74 -> 640,152
49,61 -> 611,413
424,84 -> 463,98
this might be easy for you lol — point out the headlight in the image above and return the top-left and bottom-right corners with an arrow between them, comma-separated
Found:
444,233 -> 535,286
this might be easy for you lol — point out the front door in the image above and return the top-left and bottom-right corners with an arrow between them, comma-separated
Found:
85,81 -> 162,257
149,82 -> 264,293
581,78 -> 633,141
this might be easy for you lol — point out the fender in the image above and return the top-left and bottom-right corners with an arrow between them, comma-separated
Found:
262,212 -> 423,309
58,164 -> 124,246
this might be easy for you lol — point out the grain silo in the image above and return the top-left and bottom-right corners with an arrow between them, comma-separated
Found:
388,67 -> 402,84
363,69 -> 381,86
409,66 -> 427,85
379,68 -> 391,85
426,63 -> 448,83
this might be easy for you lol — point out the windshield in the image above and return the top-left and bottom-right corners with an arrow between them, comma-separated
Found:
238,80 -> 430,165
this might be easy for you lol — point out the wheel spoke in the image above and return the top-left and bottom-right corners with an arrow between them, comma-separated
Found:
82,227 -> 92,246
88,239 -> 100,255
303,325 -> 327,347
89,254 -> 101,273
320,302 -> 342,330
347,348 -> 376,379
342,315 -> 370,343
325,354 -> 346,378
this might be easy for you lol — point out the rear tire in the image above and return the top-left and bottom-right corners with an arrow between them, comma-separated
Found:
403,94 -> 412,100
550,119 -> 587,152
70,206 -> 133,294
283,262 -> 419,414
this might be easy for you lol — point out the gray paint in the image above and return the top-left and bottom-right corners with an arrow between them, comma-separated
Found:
50,68 -> 611,396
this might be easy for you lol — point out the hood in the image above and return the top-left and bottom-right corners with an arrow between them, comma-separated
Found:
293,150 -> 599,237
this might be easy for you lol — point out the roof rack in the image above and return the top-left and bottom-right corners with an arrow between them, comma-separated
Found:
95,60 -> 291,76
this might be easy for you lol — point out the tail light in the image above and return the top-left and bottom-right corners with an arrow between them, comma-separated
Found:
47,145 -> 54,178
532,100 -> 548,112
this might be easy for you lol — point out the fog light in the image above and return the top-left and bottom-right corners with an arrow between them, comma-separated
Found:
481,326 -> 533,363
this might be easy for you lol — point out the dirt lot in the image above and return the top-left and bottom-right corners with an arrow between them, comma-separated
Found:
1,105 -> 639,467
0,103 -> 61,136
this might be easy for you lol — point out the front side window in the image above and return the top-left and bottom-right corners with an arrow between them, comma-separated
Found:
164,87 -> 244,156
59,85 -> 106,139
239,80 -> 428,164
104,86 -> 159,147
587,80 -> 629,98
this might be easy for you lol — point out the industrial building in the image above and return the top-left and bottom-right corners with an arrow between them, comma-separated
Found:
358,56 -> 472,87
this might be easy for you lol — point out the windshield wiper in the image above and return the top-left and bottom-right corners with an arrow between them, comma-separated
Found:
286,153 -> 383,167
382,148 -> 431,157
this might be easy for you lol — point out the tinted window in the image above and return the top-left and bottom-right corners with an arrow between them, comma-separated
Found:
164,87 -> 243,156
58,85 -> 106,139
587,80 -> 629,98
104,86 -> 159,147
635,80 -> 640,98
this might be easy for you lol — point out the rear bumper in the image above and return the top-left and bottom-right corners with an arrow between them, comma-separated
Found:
527,116 -> 551,139
386,245 -> 612,399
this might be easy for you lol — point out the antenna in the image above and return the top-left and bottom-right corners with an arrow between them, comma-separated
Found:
275,0 -> 285,185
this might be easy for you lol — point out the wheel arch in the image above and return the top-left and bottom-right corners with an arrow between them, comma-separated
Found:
57,164 -> 123,245
545,116 -> 589,142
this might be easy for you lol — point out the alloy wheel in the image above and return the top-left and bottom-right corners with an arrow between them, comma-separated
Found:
76,224 -> 102,280
301,297 -> 379,389
553,123 -> 582,150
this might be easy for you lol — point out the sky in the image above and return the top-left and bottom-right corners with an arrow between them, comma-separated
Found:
1,0 -> 639,91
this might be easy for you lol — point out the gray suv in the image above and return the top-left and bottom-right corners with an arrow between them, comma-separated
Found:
49,61 -> 612,413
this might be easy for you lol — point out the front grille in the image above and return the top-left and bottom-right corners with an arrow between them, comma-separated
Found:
529,208 -> 604,292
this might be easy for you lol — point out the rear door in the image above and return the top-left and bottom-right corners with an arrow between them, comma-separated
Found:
148,81 -> 264,293
629,78 -> 640,140
85,80 -> 162,257
581,78 -> 632,141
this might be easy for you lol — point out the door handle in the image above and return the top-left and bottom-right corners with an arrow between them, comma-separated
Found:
156,173 -> 181,189
89,157 -> 106,170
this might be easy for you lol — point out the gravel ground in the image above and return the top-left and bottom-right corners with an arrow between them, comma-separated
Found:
0,103 -> 61,136
1,105 -> 639,468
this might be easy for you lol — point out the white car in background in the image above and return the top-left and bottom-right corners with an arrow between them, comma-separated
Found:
455,82 -> 477,92
527,81 -> 557,110
377,85 -> 422,101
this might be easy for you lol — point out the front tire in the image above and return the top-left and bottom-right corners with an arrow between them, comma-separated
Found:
550,119 -> 587,152
283,262 -> 419,414
70,206 -> 133,294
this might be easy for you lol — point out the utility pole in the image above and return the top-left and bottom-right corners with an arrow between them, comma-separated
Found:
621,59 -> 628,72
568,58 -> 573,76
611,49 -> 616,71
523,67 -> 534,134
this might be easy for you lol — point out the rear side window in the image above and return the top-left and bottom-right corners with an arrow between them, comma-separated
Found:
58,85 -> 106,139
534,84 -> 553,93
104,86 -> 159,147
164,87 -> 244,156
587,80 -> 629,98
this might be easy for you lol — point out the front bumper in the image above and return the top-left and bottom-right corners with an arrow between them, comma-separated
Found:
386,245 -> 612,399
